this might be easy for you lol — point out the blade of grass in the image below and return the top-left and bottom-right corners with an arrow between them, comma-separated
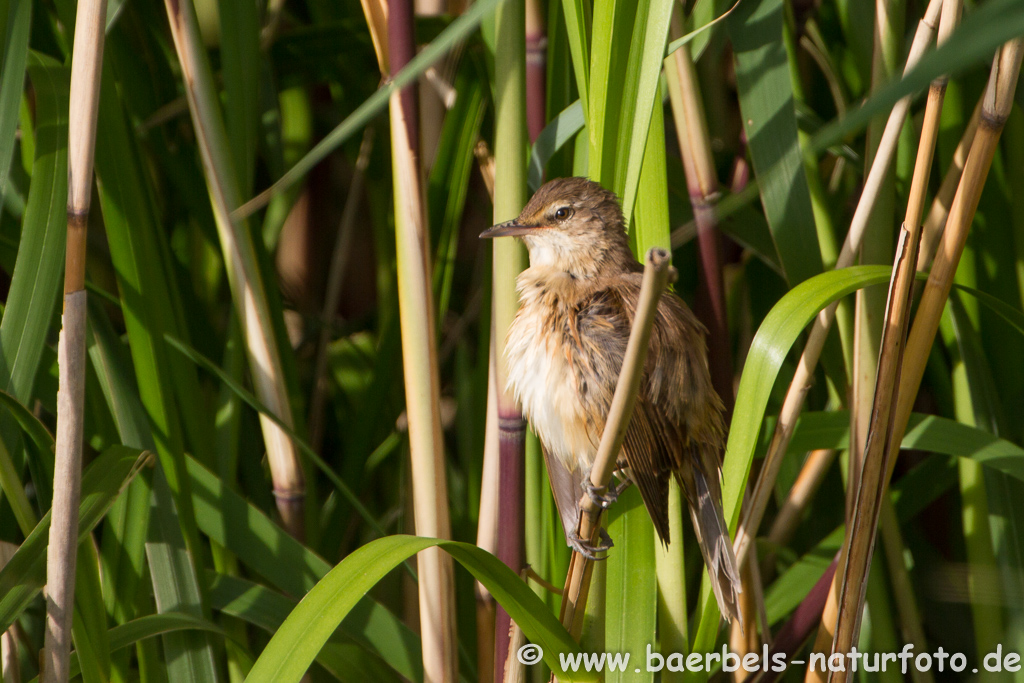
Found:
0,0 -> 31,208
0,53 -> 69,535
242,536 -> 597,683
727,0 -> 822,287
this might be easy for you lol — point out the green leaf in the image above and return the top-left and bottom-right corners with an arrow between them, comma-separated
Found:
528,99 -> 584,191
560,0 -> 591,121
605,488 -> 657,683
727,0 -> 822,286
243,536 -> 594,683
616,0 -> 673,229
209,573 -> 402,683
147,466 -> 221,683
0,0 -> 31,206
0,53 -> 68,533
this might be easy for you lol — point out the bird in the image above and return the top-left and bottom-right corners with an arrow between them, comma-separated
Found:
480,176 -> 742,624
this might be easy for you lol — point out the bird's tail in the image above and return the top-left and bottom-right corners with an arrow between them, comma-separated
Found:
679,456 -> 743,627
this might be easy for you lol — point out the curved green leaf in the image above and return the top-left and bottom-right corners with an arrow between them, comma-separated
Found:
244,535 -> 595,683
528,99 -> 583,191
209,573 -> 402,683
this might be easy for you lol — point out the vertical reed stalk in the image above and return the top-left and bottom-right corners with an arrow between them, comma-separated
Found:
163,0 -> 306,538
849,0 -> 904,511
491,0 -> 529,679
525,0 -> 546,144
42,1 -> 105,679
916,99 -> 980,271
476,336 -> 499,683
734,0 -> 942,571
808,3 -> 958,674
388,1 -> 457,681
665,8 -> 733,407
825,37 -> 1023,683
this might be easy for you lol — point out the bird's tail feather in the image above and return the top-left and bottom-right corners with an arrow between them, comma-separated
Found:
681,462 -> 743,628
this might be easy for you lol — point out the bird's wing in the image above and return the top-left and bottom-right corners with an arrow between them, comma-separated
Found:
619,400 -> 677,543
574,282 -> 680,543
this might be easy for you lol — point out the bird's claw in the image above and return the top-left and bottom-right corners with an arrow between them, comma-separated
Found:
583,479 -> 629,509
567,528 -> 614,561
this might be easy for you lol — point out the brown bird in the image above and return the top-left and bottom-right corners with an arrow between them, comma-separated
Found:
480,177 -> 741,623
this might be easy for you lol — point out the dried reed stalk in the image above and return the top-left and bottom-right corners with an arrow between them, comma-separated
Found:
163,0 -> 306,537
554,250 -> 675,663
848,0 -> 906,517
387,1 -> 458,680
823,36 -> 1023,683
765,450 -> 836,558
734,0 -> 943,571
42,0 -> 106,679
916,99 -> 980,271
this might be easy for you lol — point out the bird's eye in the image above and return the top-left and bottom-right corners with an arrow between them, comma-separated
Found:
554,206 -> 572,221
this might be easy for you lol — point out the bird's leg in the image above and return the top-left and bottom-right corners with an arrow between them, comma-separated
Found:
566,527 -> 614,561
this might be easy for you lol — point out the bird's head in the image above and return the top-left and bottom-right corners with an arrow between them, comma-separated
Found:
480,177 -> 637,278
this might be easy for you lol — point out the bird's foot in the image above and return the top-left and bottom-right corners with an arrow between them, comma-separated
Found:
567,528 -> 614,561
583,478 -> 631,509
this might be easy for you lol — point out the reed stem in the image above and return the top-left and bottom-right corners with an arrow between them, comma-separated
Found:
163,0 -> 306,538
43,0 -> 105,679
386,1 -> 458,681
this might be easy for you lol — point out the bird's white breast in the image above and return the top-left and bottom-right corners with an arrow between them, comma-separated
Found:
505,275 -> 597,474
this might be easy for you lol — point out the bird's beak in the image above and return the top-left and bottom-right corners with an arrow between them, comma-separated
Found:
479,219 -> 534,239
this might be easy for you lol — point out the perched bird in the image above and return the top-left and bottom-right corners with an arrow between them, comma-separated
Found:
480,177 -> 741,623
